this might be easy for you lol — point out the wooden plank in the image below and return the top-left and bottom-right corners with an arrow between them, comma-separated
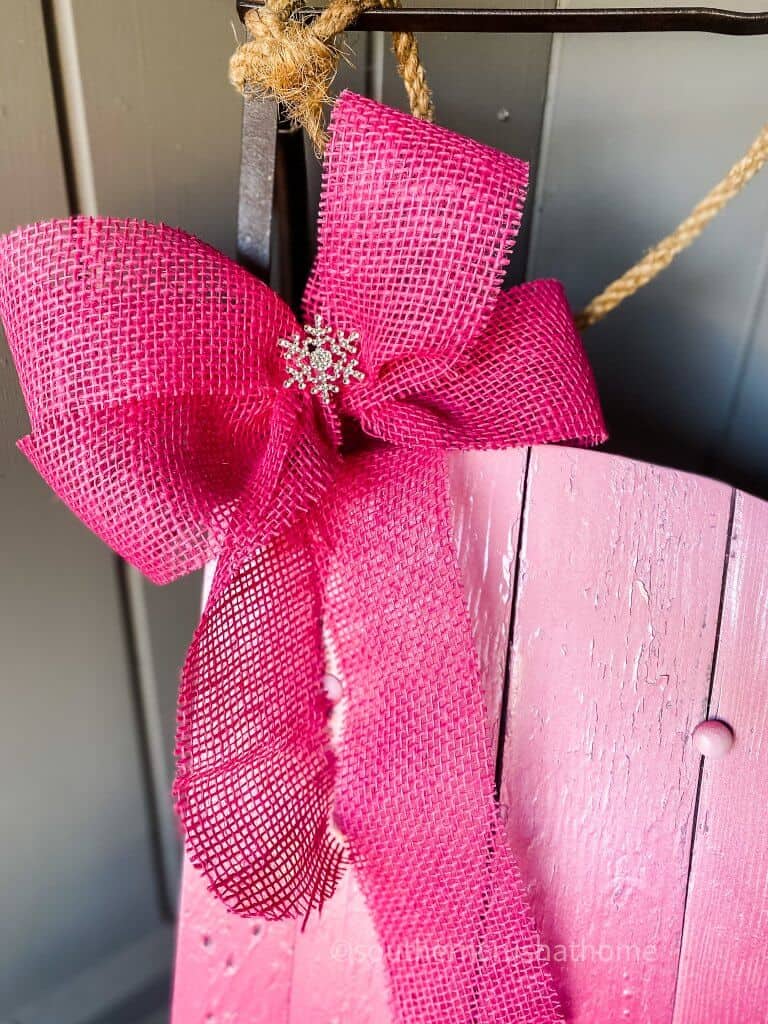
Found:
171,857 -> 297,1024
500,447 -> 733,1023
672,490 -> 768,1023
528,0 -> 768,479
287,871 -> 391,1024
1,2 -> 167,1015
448,448 -> 530,742
170,450 -> 768,1021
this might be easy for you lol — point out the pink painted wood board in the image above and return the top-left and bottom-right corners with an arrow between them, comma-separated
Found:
171,855 -> 296,1024
171,447 -> 767,1023
501,447 -> 732,1023
672,491 -> 768,1024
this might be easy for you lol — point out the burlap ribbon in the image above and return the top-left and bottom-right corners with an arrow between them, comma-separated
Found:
0,93 -> 605,1022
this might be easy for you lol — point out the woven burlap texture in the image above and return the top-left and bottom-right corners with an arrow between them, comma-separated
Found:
0,93 -> 606,1023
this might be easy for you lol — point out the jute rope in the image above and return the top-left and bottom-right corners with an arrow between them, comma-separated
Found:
575,121 -> 768,329
230,0 -> 433,154
231,6 -> 767,329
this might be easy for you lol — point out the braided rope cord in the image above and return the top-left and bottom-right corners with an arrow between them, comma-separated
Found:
576,120 -> 768,329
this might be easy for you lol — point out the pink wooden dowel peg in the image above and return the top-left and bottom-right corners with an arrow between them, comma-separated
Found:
323,673 -> 344,703
692,719 -> 734,758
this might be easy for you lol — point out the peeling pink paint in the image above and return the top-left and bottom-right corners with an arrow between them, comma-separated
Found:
172,448 -> 768,1023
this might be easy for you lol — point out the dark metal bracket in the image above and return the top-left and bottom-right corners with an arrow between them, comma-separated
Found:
236,3 -> 768,36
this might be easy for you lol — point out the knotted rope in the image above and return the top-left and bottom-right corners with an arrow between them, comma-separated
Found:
230,0 -> 433,153
231,5 -> 767,328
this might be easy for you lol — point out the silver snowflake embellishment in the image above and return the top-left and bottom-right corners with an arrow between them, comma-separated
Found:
278,314 -> 365,405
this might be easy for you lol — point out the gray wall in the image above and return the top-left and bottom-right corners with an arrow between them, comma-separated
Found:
0,3 -> 239,1022
528,0 -> 768,491
1,2 -> 766,1022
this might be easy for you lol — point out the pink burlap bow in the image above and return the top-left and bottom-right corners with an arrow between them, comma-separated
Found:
0,93 -> 605,1022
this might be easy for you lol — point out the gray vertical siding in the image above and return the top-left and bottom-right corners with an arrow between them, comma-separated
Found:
0,2 -> 169,1017
62,0 -> 244,916
0,2 -> 241,1020
528,0 -> 768,487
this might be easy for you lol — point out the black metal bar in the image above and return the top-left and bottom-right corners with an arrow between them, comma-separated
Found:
273,115 -> 313,313
236,97 -> 312,313
236,3 -> 768,35
237,99 -> 277,280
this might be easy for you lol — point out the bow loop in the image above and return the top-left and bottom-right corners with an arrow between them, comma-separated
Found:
0,218 -> 335,583
302,94 -> 604,456
304,92 -> 529,405
354,280 -> 607,449
1,218 -> 290,421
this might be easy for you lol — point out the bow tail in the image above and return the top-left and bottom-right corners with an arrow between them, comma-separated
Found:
174,511 -> 345,920
320,448 -> 563,1023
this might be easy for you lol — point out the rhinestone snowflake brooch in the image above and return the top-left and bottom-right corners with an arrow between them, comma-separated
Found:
278,314 -> 365,405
